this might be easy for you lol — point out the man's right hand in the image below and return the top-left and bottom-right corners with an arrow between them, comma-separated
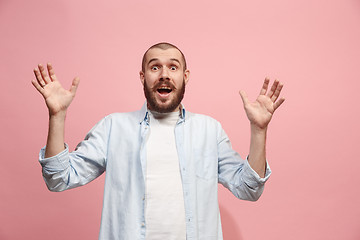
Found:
32,63 -> 80,117
32,63 -> 80,158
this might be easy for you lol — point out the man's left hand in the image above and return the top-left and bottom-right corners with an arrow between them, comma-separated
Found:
239,78 -> 285,130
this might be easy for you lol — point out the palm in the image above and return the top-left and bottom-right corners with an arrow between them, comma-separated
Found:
240,78 -> 284,129
32,63 -> 80,116
42,81 -> 76,115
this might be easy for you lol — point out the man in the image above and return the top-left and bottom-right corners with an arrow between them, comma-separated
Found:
32,42 -> 284,240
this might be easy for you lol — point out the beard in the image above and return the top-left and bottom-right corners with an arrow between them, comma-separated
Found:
143,78 -> 186,113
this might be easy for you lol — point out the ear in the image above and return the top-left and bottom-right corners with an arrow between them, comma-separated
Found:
184,69 -> 190,85
139,71 -> 145,85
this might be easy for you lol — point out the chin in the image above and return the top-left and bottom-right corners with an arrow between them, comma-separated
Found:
149,101 -> 179,113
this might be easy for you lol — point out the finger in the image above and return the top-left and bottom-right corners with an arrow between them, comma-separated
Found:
69,77 -> 80,95
31,79 -> 45,95
266,79 -> 279,98
274,97 -> 285,111
271,82 -> 284,102
259,77 -> 270,95
47,63 -> 57,82
239,90 -> 249,106
34,68 -> 46,87
38,64 -> 51,84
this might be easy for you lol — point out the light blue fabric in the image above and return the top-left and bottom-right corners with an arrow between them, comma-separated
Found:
39,103 -> 271,240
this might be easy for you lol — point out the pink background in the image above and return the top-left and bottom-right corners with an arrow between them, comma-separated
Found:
1,0 -> 360,239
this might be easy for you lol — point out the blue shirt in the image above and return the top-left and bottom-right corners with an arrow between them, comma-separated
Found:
39,104 -> 271,240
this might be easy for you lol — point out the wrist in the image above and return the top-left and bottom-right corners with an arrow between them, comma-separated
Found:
250,123 -> 268,135
49,110 -> 67,120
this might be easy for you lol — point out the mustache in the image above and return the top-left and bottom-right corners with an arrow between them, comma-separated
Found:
152,81 -> 177,91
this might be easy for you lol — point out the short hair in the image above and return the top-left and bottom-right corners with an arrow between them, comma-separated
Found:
141,42 -> 187,72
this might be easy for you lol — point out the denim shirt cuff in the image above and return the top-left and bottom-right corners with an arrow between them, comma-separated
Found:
242,156 -> 271,186
39,143 -> 70,170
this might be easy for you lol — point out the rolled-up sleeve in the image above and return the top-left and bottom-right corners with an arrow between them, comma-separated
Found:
39,144 -> 70,171
38,116 -> 109,192
217,126 -> 271,201
241,156 -> 271,188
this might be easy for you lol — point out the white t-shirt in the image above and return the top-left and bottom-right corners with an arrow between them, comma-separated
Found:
145,110 -> 186,240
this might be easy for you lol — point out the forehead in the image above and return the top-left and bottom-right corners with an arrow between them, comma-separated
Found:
145,48 -> 183,65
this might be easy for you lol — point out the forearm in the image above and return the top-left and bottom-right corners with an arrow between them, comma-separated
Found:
248,124 -> 267,178
45,111 -> 66,158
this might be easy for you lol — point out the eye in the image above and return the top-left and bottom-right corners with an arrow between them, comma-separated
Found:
170,66 -> 177,71
151,66 -> 159,71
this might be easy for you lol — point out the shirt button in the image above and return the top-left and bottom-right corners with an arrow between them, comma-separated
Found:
141,222 -> 145,227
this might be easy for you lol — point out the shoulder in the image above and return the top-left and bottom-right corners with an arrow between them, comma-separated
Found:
91,110 -> 142,131
186,111 -> 222,129
103,107 -> 146,122
105,111 -> 140,121
187,111 -> 219,123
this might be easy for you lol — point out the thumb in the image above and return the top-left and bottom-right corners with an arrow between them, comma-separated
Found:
239,90 -> 249,106
69,77 -> 80,95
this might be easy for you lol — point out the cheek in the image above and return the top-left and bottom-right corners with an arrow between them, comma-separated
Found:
144,76 -> 157,89
144,73 -> 158,83
174,74 -> 185,85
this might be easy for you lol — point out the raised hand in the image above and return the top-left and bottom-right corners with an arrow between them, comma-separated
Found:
32,63 -> 80,116
239,78 -> 285,130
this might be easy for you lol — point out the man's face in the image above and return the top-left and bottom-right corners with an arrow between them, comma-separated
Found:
140,48 -> 190,113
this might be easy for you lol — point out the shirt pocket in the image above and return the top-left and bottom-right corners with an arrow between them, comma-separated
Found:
194,149 -> 218,180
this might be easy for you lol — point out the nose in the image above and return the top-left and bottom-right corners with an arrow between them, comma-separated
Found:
160,67 -> 170,81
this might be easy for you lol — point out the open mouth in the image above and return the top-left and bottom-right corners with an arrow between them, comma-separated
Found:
157,86 -> 172,95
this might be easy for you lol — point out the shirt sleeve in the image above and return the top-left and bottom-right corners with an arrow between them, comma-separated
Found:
217,125 -> 272,201
38,116 -> 109,192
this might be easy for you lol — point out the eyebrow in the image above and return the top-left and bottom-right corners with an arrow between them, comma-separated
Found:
170,58 -> 181,65
147,58 -> 181,66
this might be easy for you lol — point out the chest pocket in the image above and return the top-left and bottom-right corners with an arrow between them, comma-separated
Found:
194,149 -> 218,180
